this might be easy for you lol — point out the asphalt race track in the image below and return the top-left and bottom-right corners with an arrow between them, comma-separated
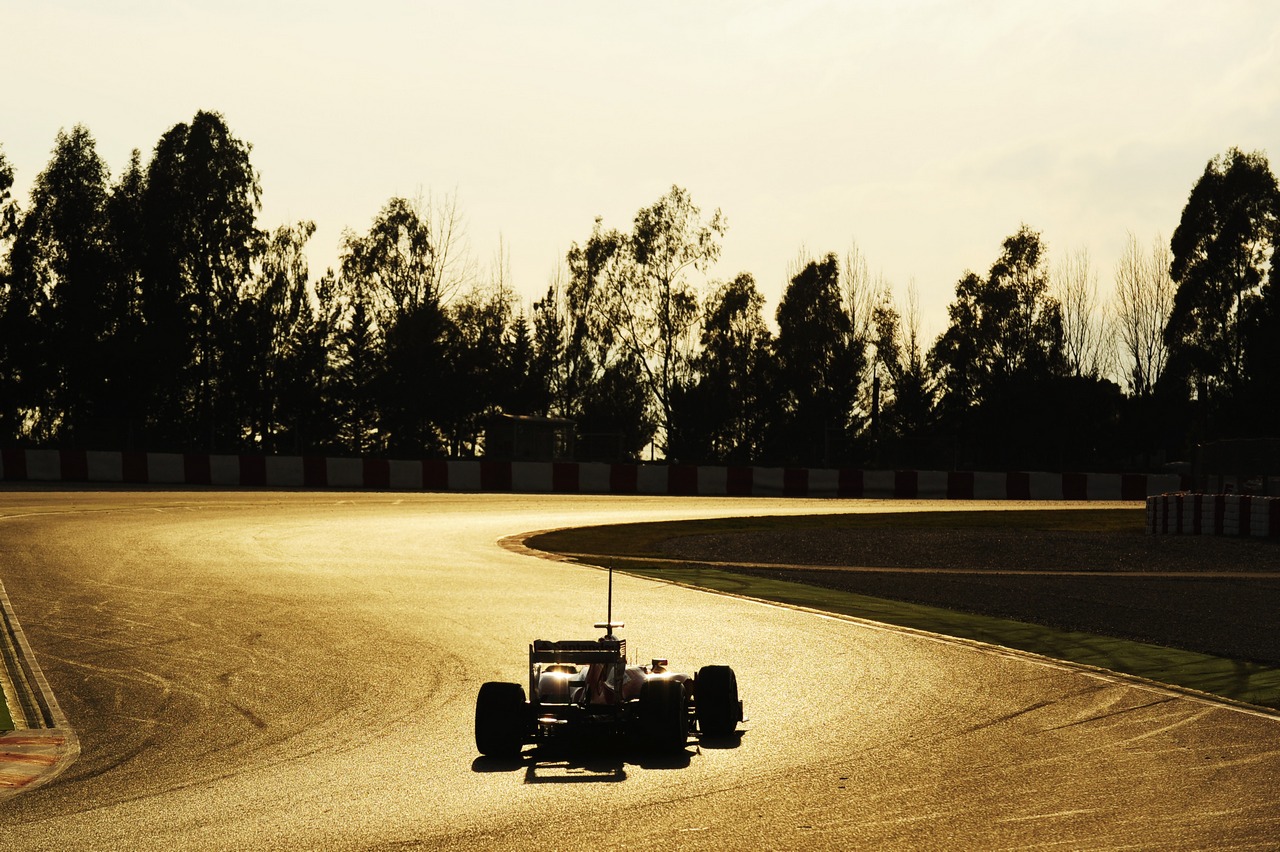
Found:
1,490 -> 1278,850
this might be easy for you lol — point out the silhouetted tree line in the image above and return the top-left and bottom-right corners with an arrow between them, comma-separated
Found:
1,114 -> 1277,470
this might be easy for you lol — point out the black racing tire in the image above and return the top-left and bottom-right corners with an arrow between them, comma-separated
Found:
639,677 -> 689,753
475,681 -> 528,758
695,665 -> 740,738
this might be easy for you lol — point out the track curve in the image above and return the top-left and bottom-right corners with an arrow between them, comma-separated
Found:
0,490 -> 1276,849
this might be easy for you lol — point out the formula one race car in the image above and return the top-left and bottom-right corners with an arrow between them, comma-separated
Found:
474,569 -> 742,758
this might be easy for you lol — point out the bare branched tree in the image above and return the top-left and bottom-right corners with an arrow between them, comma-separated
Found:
903,280 -> 925,376
486,233 -> 515,315
1053,246 -> 1111,379
785,245 -> 815,291
864,278 -> 933,447
1113,232 -> 1173,396
418,188 -> 475,305
842,241 -> 878,344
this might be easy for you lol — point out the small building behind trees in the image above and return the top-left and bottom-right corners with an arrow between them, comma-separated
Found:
483,414 -> 575,462
1195,438 -> 1280,496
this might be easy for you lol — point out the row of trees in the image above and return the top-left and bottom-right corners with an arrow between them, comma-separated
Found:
1,113 -> 1277,470
0,114 -> 532,457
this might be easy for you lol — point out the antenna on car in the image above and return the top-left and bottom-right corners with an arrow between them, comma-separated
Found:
593,561 -> 624,639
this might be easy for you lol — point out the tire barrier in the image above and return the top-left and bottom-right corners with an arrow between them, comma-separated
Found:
1146,493 -> 1280,538
0,448 -> 1183,501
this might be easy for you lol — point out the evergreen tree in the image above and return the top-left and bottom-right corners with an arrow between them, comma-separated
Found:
141,110 -> 264,448
1165,148 -> 1280,436
5,126 -> 119,443
930,226 -> 1069,468
0,146 -> 23,439
233,220 -> 318,450
330,285 -> 385,455
669,273 -> 774,463
772,254 -> 865,465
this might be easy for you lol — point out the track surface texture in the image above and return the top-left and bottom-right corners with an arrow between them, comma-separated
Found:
0,490 -> 1277,850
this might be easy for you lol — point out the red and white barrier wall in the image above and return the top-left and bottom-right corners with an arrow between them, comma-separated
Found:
1146,493 -> 1280,538
0,448 -> 1182,500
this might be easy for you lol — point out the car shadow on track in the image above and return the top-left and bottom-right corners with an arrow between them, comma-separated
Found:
470,747 -> 631,783
522,751 -> 631,783
472,734 -> 747,782
698,731 -> 744,750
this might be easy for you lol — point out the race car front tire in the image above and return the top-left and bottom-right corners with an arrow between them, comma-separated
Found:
695,665 -> 740,738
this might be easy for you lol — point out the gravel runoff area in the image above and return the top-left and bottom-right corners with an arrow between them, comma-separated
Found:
656,527 -> 1280,667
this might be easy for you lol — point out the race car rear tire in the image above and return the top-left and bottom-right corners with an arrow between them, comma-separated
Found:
475,681 -> 527,758
696,665 -> 740,738
640,678 -> 689,753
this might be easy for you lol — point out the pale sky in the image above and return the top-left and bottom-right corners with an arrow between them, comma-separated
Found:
5,1 -> 1279,342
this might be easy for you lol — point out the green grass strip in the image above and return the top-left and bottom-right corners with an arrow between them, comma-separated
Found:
531,510 -> 1280,712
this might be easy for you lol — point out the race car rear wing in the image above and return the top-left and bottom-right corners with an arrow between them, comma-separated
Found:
529,638 -> 626,664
